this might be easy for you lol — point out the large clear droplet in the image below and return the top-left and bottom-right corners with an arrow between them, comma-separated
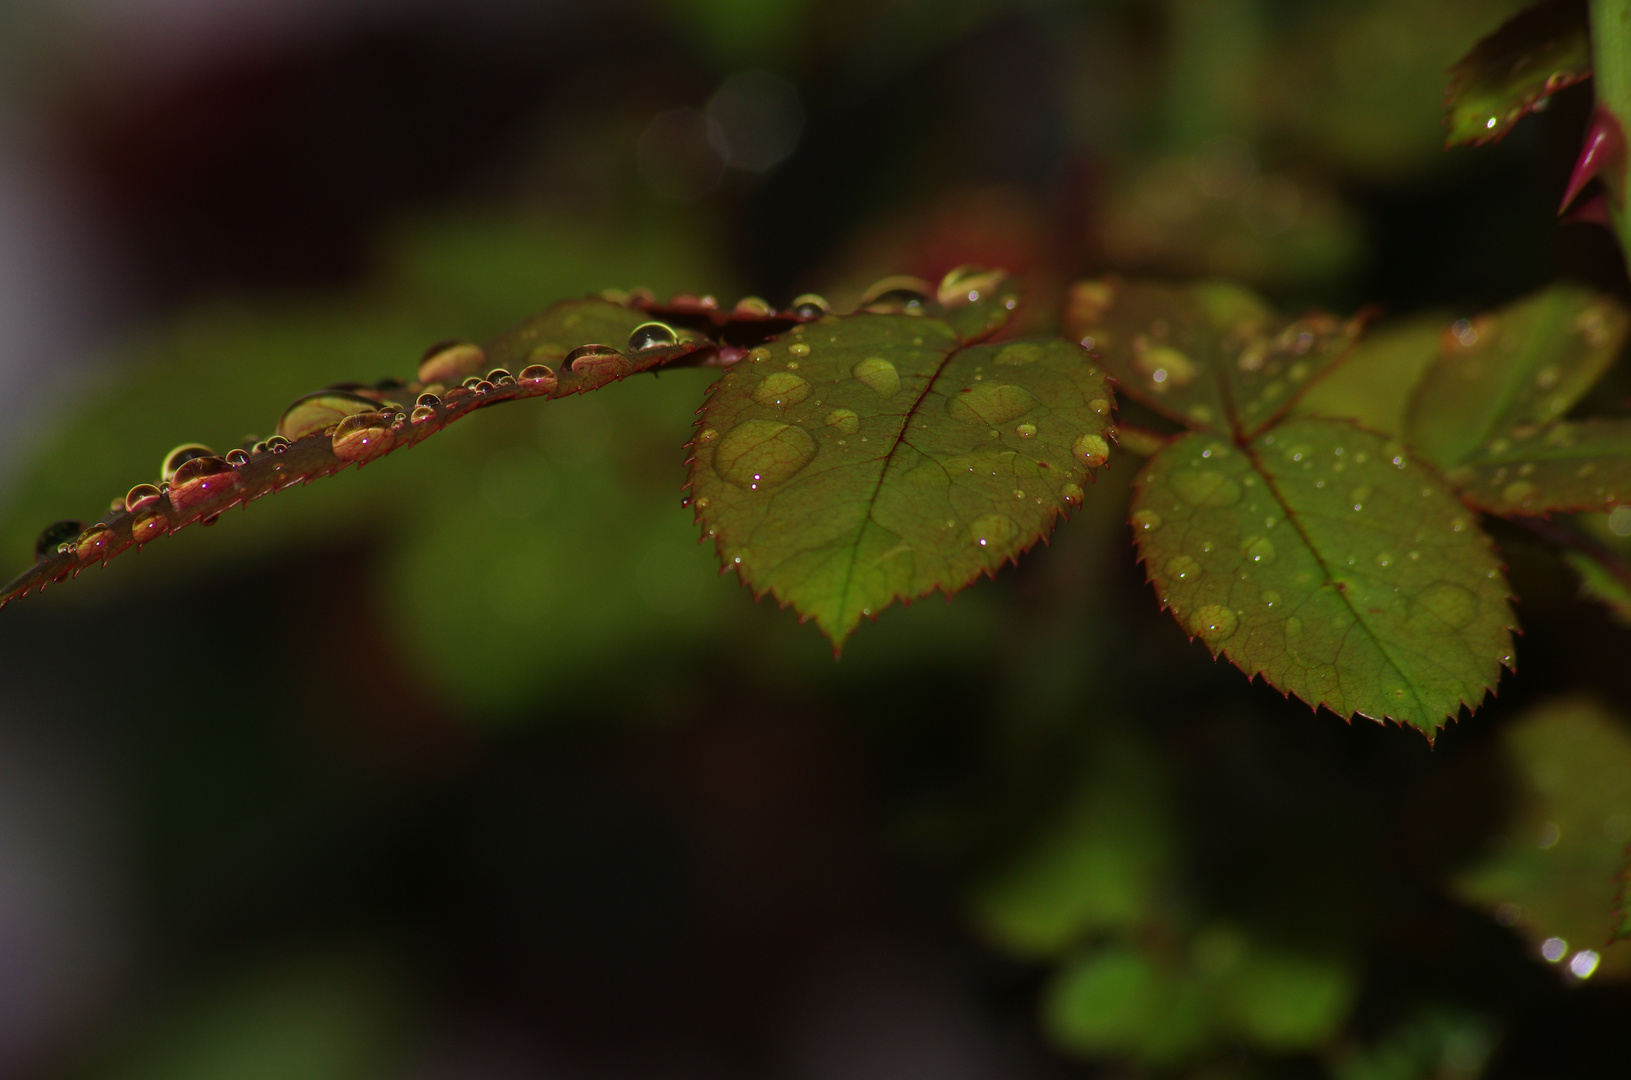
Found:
711,419 -> 818,490
945,383 -> 1039,425
563,344 -> 632,378
627,322 -> 679,351
752,372 -> 812,407
161,444 -> 216,484
278,390 -> 381,442
331,412 -> 395,464
789,293 -> 831,319
852,356 -> 900,396
169,456 -> 236,510
417,340 -> 487,385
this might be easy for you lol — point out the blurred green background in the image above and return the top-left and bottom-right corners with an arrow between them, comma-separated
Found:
1,0 -> 1630,1076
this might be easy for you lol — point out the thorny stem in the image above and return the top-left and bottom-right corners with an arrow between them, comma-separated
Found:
1590,0 -> 1631,259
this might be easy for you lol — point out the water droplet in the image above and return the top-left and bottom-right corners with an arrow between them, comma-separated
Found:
1191,604 -> 1238,641
790,293 -> 831,318
853,356 -> 901,396
72,524 -> 116,562
34,520 -> 83,560
859,275 -> 932,311
1286,616 -> 1304,642
1417,582 -> 1477,628
788,342 -> 811,359
698,428 -> 719,443
1014,422 -> 1038,439
824,409 -> 860,435
1062,482 -> 1084,505
937,265 -> 1007,306
331,412 -> 395,464
159,444 -> 216,484
278,390 -> 380,442
462,376 -> 483,390
409,404 -> 437,423
169,455 -> 236,509
1169,469 -> 1242,507
1503,480 -> 1538,507
1376,552 -> 1394,568
1450,516 -> 1468,532
1131,509 -> 1163,533
519,364 -> 558,390
1164,554 -> 1203,581
1071,433 -> 1110,469
627,322 -> 678,351
417,340 -> 486,385
224,448 -> 250,467
1535,364 -> 1561,390
124,484 -> 162,513
733,296 -> 774,317
1136,345 -> 1196,389
1088,398 -> 1110,415
1349,485 -> 1371,510
712,419 -> 818,490
1243,536 -> 1276,564
968,514 -> 1019,548
1262,590 -> 1281,608
752,372 -> 812,407
563,344 -> 633,379
947,383 -> 1040,425
131,510 -> 170,544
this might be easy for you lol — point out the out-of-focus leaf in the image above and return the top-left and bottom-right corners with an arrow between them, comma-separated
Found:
1330,1007 -> 1499,1080
0,296 -> 718,613
1451,698 -> 1631,977
1098,152 -> 1363,291
688,280 -> 1113,645
1294,313 -> 1447,437
973,737 -> 1173,956
1565,547 -> 1631,625
1445,0 -> 1591,147
1044,928 -> 1354,1066
1404,287 -> 1631,516
1133,421 -> 1513,734
1407,286 -> 1628,469
1064,277 -> 1361,440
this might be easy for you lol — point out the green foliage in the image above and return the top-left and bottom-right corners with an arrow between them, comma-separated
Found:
689,282 -> 1113,644
1444,0 -> 1591,146
1067,278 -> 1514,733
1451,697 -> 1631,977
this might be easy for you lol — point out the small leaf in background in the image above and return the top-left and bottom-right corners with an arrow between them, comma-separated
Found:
1451,698 -> 1631,978
1405,286 -> 1631,515
1564,547 -> 1631,626
1133,420 -> 1513,733
688,274 -> 1113,644
1044,928 -> 1354,1066
1444,0 -> 1591,147
973,736 -> 1174,957
1329,1007 -> 1499,1080
1064,277 -> 1360,439
1294,313 -> 1447,437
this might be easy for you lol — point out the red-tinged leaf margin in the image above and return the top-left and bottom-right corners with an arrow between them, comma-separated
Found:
1445,0 -> 1592,147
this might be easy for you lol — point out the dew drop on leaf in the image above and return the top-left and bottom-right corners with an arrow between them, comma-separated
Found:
1503,480 -> 1538,507
160,444 -> 217,484
564,344 -> 632,376
75,525 -> 116,562
131,511 -> 170,544
712,420 -> 818,490
519,364 -> 557,390
1165,554 -> 1203,581
331,413 -> 395,464
852,357 -> 901,396
947,383 -> 1040,425
1376,552 -> 1395,569
1135,345 -> 1196,389
1062,483 -> 1084,505
1131,509 -> 1163,533
1262,590 -> 1281,608
1073,433 -> 1110,468
417,340 -> 486,385
278,390 -> 381,442
1016,423 -> 1037,438
1169,469 -> 1242,507
124,484 -> 162,513
1088,398 -> 1110,415
1192,604 -> 1238,641
627,322 -> 678,351
790,293 -> 831,318
1416,582 -> 1478,629
752,372 -> 812,407
789,342 -> 811,359
967,513 -> 1019,548
1243,536 -> 1276,564
823,409 -> 860,435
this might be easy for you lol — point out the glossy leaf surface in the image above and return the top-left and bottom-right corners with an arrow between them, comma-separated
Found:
1445,0 -> 1591,147
687,307 -> 1112,645
1133,420 -> 1513,733
1451,698 -> 1631,977
0,295 -> 715,611
1064,278 -> 1360,440
1407,287 -> 1626,465
1293,313 -> 1445,437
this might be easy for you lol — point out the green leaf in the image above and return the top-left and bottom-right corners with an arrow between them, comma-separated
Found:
1450,697 -> 1631,977
1444,419 -> 1631,513
0,295 -> 718,612
1293,312 -> 1446,437
1406,285 -> 1629,470
686,300 -> 1113,645
1132,419 -> 1513,733
1064,277 -> 1360,440
1445,0 -> 1591,147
